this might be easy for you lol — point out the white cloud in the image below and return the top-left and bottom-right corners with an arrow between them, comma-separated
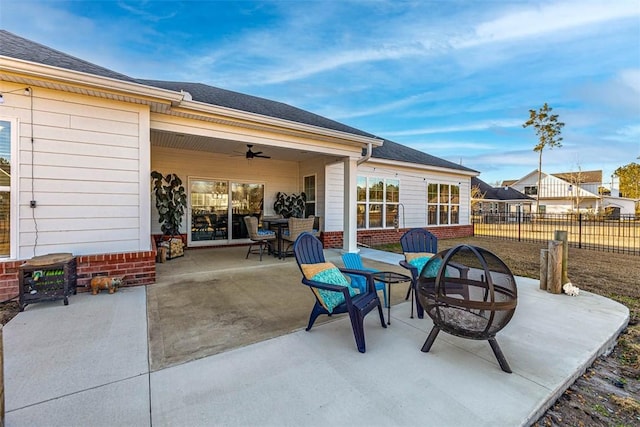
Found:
384,119 -> 523,137
455,0 -> 640,48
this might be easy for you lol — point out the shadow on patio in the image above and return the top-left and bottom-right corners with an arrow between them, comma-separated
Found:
150,245 -> 407,371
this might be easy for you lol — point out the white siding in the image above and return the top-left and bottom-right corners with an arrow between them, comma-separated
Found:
1,86 -> 150,258
325,161 -> 472,232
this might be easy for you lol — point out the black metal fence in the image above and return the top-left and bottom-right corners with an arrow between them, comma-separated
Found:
472,213 -> 639,255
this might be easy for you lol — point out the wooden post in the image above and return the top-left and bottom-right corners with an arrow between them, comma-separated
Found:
554,230 -> 569,284
547,240 -> 563,294
540,249 -> 548,290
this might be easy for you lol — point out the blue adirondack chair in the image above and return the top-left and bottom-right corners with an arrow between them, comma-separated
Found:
293,232 -> 386,353
341,252 -> 388,308
399,228 -> 468,319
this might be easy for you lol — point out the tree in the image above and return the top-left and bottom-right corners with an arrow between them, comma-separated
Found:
613,162 -> 640,199
470,184 -> 485,213
566,167 -> 585,212
523,103 -> 564,212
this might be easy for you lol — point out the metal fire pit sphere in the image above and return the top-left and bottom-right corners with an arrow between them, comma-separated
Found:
416,244 -> 517,373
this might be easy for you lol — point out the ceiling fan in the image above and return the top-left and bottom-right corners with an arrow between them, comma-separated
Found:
244,144 -> 271,159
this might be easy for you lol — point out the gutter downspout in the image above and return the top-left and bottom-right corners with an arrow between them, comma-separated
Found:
357,142 -> 373,165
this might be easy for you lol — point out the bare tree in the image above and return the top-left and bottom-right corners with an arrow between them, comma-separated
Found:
566,167 -> 585,212
471,184 -> 486,213
523,103 -> 564,212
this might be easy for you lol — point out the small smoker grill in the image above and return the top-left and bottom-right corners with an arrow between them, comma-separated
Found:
416,245 -> 517,373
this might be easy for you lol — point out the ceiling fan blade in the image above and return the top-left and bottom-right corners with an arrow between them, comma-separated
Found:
255,154 -> 271,159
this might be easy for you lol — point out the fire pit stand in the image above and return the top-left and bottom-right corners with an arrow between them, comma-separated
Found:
416,245 -> 517,373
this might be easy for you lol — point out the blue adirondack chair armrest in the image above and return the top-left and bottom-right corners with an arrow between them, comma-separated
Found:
302,277 -> 359,310
400,257 -> 468,281
339,268 -> 377,294
399,260 -> 419,280
302,277 -> 352,294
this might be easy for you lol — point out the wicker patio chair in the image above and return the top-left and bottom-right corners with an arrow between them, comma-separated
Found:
244,216 -> 276,261
282,216 -> 315,257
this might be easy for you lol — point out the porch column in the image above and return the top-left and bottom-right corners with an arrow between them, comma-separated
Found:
343,156 -> 358,253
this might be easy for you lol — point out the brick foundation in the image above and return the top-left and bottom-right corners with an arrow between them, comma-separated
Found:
321,225 -> 474,249
0,240 -> 158,302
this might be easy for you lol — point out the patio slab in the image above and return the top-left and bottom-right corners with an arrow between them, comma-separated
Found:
2,247 -> 629,427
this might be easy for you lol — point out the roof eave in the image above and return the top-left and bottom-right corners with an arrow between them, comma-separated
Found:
1,56 -> 185,107
369,158 -> 478,177
174,99 -> 384,146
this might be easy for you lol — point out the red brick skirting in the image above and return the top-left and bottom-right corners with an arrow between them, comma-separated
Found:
0,239 -> 158,302
321,225 -> 474,248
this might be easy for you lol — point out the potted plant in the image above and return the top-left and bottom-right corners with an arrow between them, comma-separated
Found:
151,171 -> 187,259
273,192 -> 306,218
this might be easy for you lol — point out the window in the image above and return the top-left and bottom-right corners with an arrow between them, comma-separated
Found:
356,176 -> 399,228
426,183 -> 460,225
0,119 -> 13,257
303,175 -> 316,217
524,186 -> 537,196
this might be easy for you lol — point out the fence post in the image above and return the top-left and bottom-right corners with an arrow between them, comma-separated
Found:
547,240 -> 563,294
518,209 -> 521,241
578,213 -> 583,249
554,230 -> 569,285
540,249 -> 548,290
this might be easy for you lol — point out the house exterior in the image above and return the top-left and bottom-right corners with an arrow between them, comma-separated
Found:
504,170 -> 603,214
471,176 -> 533,219
0,30 -> 477,300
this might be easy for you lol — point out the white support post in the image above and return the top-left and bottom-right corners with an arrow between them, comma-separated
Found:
343,157 -> 358,253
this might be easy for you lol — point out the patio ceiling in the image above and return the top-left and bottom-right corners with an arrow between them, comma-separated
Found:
151,129 -> 336,162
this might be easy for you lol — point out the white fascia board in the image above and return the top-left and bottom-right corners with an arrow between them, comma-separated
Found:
367,157 -> 478,178
175,99 -> 383,147
1,56 -> 183,105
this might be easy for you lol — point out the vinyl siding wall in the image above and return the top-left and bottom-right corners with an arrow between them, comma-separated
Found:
3,86 -> 151,259
325,161 -> 472,232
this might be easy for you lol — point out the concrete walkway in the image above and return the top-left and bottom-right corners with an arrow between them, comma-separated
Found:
3,248 -> 629,426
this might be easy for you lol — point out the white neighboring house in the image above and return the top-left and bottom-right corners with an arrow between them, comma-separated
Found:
0,30 -> 478,299
504,169 -> 635,216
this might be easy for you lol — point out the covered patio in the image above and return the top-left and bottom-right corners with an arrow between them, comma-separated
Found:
3,246 -> 629,426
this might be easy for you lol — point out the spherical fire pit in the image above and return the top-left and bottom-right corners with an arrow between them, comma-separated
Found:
416,244 -> 517,373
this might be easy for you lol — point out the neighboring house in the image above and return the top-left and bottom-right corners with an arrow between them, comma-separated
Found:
0,30 -> 477,298
471,176 -> 533,217
503,170 -> 603,214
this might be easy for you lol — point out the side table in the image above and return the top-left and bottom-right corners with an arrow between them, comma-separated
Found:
371,271 -> 411,325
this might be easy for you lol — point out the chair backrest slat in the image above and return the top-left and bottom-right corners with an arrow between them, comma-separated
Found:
293,232 -> 325,272
400,228 -> 438,253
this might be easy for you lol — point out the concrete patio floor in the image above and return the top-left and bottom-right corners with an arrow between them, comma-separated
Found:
2,246 -> 629,426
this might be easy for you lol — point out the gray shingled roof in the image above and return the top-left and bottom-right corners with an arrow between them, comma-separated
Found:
472,177 -> 532,201
138,80 -> 374,139
0,30 -> 138,83
1,29 -> 477,174
373,139 -> 476,172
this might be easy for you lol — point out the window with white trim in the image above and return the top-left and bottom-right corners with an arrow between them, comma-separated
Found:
0,119 -> 13,257
303,175 -> 316,217
357,176 -> 399,229
427,183 -> 459,225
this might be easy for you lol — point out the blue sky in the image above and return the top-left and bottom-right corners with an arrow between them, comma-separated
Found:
3,0 -> 639,185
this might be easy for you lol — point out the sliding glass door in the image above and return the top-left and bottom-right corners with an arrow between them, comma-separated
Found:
189,178 -> 264,245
